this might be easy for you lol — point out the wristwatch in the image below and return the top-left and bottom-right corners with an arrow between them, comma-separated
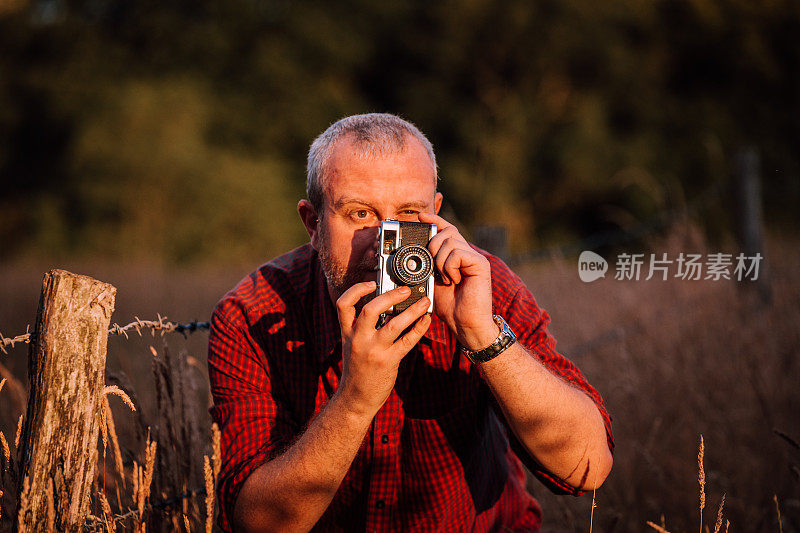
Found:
461,315 -> 517,364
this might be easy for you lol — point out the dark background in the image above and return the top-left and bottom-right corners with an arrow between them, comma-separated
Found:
1,0 -> 798,265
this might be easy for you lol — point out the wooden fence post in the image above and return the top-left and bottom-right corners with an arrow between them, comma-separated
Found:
14,270 -> 116,532
734,147 -> 771,303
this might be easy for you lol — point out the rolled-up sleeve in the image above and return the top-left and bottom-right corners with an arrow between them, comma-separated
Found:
207,299 -> 297,532
492,261 -> 614,496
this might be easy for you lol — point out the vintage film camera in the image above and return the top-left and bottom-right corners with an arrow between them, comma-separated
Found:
376,219 -> 437,320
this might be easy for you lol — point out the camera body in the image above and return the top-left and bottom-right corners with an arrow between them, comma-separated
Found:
377,219 -> 437,319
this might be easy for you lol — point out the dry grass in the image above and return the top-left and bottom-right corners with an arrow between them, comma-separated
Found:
646,521 -> 671,533
0,264 -> 224,530
203,456 -> 214,533
774,494 -> 784,533
13,416 -> 21,450
714,494 -> 726,533
0,433 -> 8,469
516,228 -> 800,531
104,386 -> 137,413
103,395 -> 126,489
699,435 -> 706,533
0,228 -> 797,530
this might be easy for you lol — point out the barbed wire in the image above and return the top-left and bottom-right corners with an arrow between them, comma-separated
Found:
0,315 -> 210,354
0,179 -> 732,356
108,315 -> 210,339
0,326 -> 32,355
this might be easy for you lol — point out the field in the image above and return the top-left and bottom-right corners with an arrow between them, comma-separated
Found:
0,227 -> 798,531
521,228 -> 800,532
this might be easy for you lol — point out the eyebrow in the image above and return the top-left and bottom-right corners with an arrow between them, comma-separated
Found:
332,197 -> 429,210
398,200 -> 429,209
332,197 -> 374,210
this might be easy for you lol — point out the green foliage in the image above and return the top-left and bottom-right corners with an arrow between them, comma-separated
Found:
0,0 -> 798,263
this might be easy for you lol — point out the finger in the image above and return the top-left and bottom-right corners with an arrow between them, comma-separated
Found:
418,211 -> 454,232
442,250 -> 463,284
432,237 -> 461,284
358,286 -> 412,326
427,225 -> 460,258
336,281 -> 377,334
377,296 -> 430,342
390,313 -> 432,358
443,248 -> 488,284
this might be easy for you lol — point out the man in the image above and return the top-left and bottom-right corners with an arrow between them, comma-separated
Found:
208,113 -> 613,532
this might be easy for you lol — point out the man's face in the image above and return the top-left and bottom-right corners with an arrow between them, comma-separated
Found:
313,134 -> 442,300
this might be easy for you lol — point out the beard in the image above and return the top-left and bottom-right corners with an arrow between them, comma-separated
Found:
317,223 -> 377,301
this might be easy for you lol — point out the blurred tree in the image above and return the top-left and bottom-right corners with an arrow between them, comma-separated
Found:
0,0 -> 797,263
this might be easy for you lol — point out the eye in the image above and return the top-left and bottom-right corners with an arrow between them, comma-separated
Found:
353,209 -> 370,219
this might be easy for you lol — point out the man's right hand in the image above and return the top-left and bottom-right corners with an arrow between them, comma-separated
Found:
335,281 -> 431,417
233,281 -> 430,532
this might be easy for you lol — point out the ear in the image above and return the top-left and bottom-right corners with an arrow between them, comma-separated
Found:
434,192 -> 443,214
298,200 -> 322,250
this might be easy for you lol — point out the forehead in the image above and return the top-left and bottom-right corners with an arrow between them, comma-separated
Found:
322,133 -> 436,204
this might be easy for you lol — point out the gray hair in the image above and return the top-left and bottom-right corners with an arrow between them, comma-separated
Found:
306,113 -> 438,214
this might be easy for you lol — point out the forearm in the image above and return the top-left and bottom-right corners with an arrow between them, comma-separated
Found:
234,391 -> 374,532
477,342 -> 612,490
233,283 -> 430,531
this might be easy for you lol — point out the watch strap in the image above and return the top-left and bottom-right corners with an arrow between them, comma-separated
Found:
462,315 -> 517,364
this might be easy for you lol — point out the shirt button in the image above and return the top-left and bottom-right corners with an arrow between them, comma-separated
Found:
376,500 -> 385,510
381,434 -> 389,444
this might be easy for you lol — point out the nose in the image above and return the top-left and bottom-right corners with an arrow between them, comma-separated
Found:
355,225 -> 379,256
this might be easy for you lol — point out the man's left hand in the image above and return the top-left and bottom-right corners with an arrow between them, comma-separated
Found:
418,212 -> 499,351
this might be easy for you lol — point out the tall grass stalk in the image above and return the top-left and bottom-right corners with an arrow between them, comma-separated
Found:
698,435 -> 706,533
713,494 -> 725,533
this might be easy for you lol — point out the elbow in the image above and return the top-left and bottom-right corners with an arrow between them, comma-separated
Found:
580,445 -> 613,491
233,478 -> 302,533
580,403 -> 613,491
234,501 -> 300,533
567,426 -> 614,492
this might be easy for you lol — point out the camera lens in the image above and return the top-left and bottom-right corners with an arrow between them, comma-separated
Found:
405,256 -> 422,273
391,245 -> 433,285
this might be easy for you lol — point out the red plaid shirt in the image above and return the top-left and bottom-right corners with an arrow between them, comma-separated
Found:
208,244 -> 613,532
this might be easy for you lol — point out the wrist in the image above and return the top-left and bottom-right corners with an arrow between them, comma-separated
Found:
330,383 -> 381,422
461,315 -> 517,364
458,316 -> 501,352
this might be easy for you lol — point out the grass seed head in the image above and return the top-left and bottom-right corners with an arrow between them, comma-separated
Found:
204,455 -> 214,533
14,414 -> 22,448
0,432 -> 9,468
103,384 -> 136,412
713,494 -> 726,533
698,435 -> 706,524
